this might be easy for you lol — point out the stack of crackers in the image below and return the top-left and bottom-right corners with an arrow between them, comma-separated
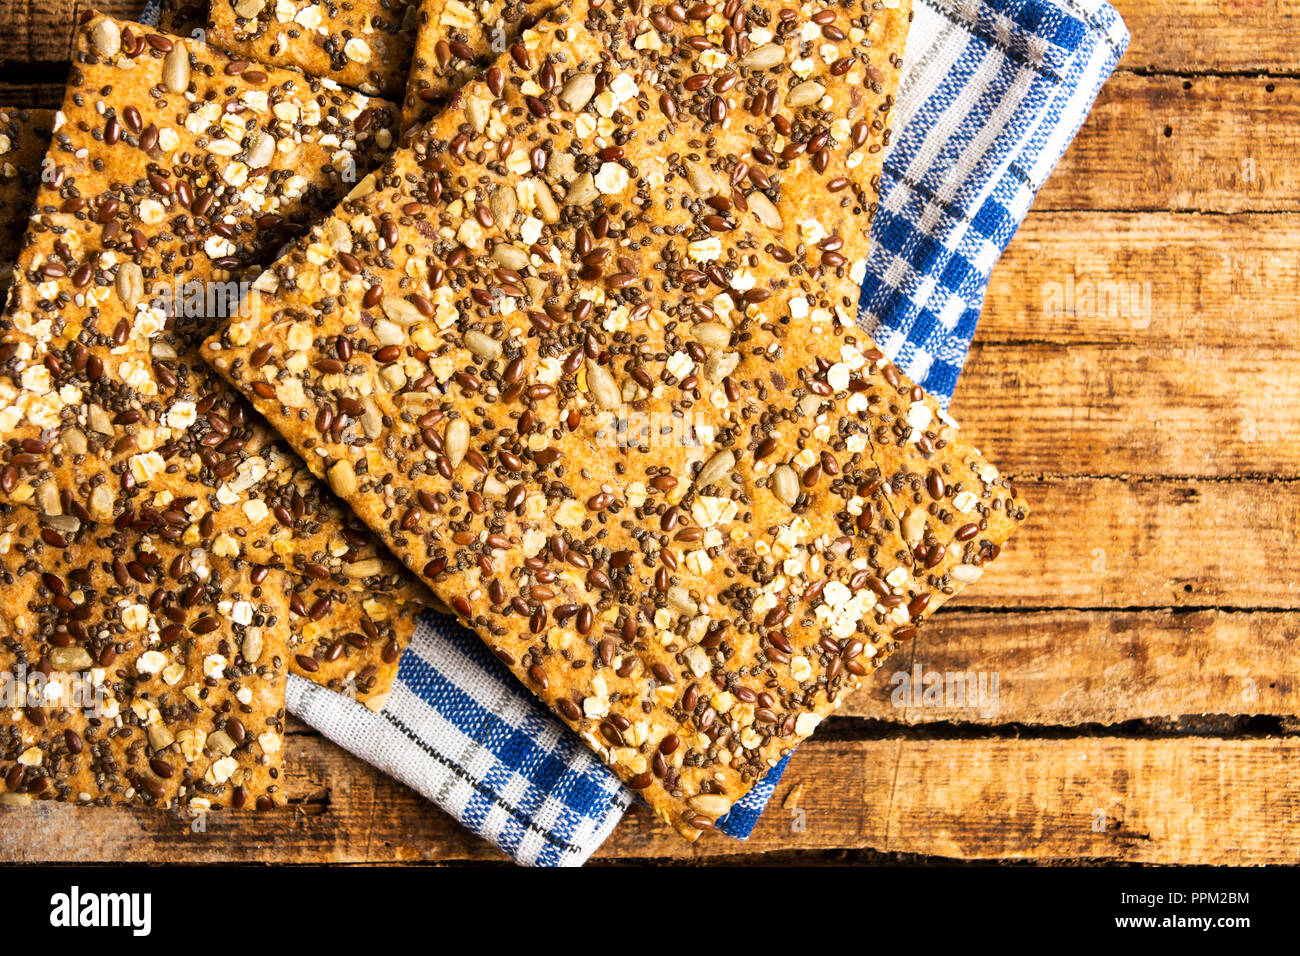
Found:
0,0 -> 1026,839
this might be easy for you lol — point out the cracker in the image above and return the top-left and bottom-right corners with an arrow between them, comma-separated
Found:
285,564 -> 425,706
0,15 -> 428,702
206,0 -> 1027,837
0,507 -> 291,809
207,0 -> 421,99
401,0 -> 550,132
0,108 -> 54,295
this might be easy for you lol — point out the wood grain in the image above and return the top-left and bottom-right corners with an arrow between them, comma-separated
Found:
4,734 -> 1297,863
844,608 -> 1299,724
952,343 -> 1300,477
1040,74 -> 1300,212
979,212 -> 1300,346
953,477 -> 1300,609
1117,0 -> 1299,75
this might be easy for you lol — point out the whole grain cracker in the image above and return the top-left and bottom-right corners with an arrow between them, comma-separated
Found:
205,0 -> 1027,838
207,0 -> 421,99
0,507 -> 291,809
0,15 -> 428,703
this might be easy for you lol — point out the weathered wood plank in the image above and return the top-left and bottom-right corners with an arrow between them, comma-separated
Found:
0,1 -> 144,66
952,477 -> 1300,609
1040,75 -> 1300,212
3,735 -> 1297,863
1116,0 -> 1298,75
844,609 -> 1299,724
0,82 -> 64,109
952,342 -> 1300,477
978,212 -> 1300,346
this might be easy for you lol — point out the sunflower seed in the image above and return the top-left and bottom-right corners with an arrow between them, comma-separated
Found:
694,450 -> 735,489
91,19 -> 121,57
115,262 -> 144,311
558,73 -> 596,111
464,329 -> 502,359
787,80 -> 826,108
739,44 -> 785,70
747,190 -> 783,229
49,647 -> 94,671
380,294 -> 423,325
772,464 -> 799,505
163,43 -> 190,93
585,359 -> 620,409
444,418 -> 469,467
327,459 -> 358,497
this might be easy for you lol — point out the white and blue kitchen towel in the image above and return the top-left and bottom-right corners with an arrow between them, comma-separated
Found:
140,0 -> 1127,865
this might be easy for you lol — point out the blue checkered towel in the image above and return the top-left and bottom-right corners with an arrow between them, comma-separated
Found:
140,0 -> 1126,865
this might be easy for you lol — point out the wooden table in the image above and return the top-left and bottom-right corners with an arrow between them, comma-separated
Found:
1,0 -> 1297,865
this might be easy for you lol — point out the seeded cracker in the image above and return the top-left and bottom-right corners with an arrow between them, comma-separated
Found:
206,0 -> 1028,838
0,109 -> 55,296
207,0 -> 421,99
402,0 -> 552,132
0,508 -> 290,809
0,14 -> 429,704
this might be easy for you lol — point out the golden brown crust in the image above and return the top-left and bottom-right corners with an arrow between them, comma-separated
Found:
401,0 -> 553,132
0,507 -> 291,809
207,0 -> 421,99
205,0 -> 1026,838
0,15 -> 428,705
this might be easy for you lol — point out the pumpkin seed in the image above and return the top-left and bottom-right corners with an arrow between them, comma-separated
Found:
492,243 -> 529,271
489,185 -> 517,226
564,172 -> 599,206
245,131 -> 275,169
87,485 -> 115,521
373,317 -> 404,346
683,159 -> 721,197
704,350 -> 739,381
667,585 -> 698,616
61,427 -> 87,456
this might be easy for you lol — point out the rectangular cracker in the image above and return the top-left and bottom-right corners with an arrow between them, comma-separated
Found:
207,0 -> 421,99
0,108 -> 54,294
0,507 -> 291,809
205,0 -> 1026,838
0,14 -> 428,702
401,0 -> 551,131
